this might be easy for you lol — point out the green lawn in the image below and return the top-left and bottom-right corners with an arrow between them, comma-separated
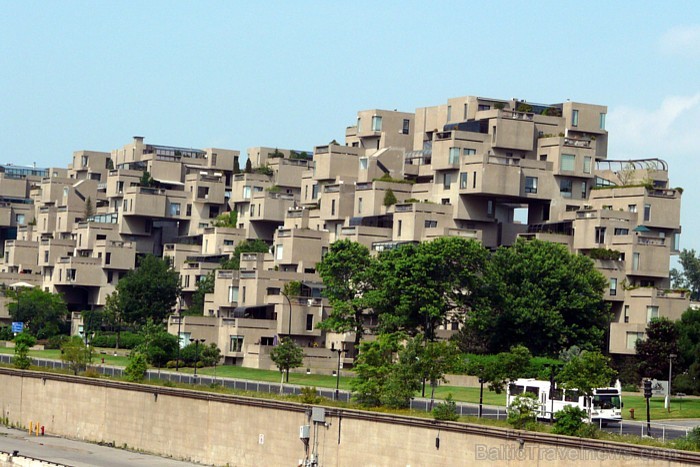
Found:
0,347 -> 131,367
621,394 -> 700,420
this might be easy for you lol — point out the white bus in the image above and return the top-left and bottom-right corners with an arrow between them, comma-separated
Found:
506,378 -> 622,425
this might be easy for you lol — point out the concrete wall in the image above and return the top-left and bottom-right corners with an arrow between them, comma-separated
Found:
0,368 -> 697,466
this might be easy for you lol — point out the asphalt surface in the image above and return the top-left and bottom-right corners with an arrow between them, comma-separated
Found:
0,426 -> 205,467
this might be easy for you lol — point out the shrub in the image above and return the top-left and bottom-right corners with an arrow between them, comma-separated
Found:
300,386 -> 323,405
13,333 -> 36,370
124,352 -> 148,382
552,405 -> 588,436
675,426 -> 700,451
83,368 -> 101,378
507,393 -> 540,430
0,326 -> 12,341
45,334 -> 69,350
433,394 -> 459,421
90,332 -> 144,349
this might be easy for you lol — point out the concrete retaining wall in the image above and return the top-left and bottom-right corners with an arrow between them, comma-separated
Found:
0,368 -> 697,466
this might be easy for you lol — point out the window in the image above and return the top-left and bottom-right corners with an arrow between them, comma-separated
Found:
276,244 -> 284,260
44,251 -> 49,263
600,113 -> 606,130
424,220 -> 437,228
241,286 -> 246,303
583,156 -> 592,174
628,204 -> 637,213
249,204 -> 255,216
478,104 -> 490,111
81,155 -> 88,167
572,109 -> 579,127
229,335 -> 244,352
633,252 -> 640,271
626,332 -> 644,350
463,103 -> 468,119
402,119 -> 410,135
674,233 -> 681,251
560,179 -> 573,198
473,172 -> 477,188
242,186 -> 251,199
595,227 -> 606,244
581,181 -> 587,198
228,286 -> 239,303
371,116 -> 382,132
261,337 -> 274,346
169,203 -> 181,216
443,173 -> 452,189
624,305 -> 629,323
306,314 -> 314,331
487,200 -> 494,217
459,172 -> 468,189
357,117 -> 361,132
449,147 -> 460,164
610,278 -> 617,296
463,148 -> 476,156
15,214 -> 25,225
359,158 -> 368,170
397,220 -> 402,237
446,105 -> 452,122
312,184 -> 319,199
358,197 -> 363,214
644,204 -> 651,222
647,306 -> 659,322
614,228 -> 629,235
331,199 -> 336,216
105,252 -> 111,265
525,176 -> 538,194
561,154 -> 575,171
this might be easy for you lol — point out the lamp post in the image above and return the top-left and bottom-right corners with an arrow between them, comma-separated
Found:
332,343 -> 343,401
478,377 -> 485,418
175,298 -> 182,372
190,338 -> 205,378
283,291 -> 293,337
666,353 -> 677,412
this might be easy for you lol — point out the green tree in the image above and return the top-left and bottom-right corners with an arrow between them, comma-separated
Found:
13,332 -> 35,369
507,393 -> 540,429
212,210 -> 238,228
415,336 -> 460,406
112,255 -> 180,326
270,337 -> 304,383
383,188 -> 397,207
220,239 -> 269,270
472,239 -> 609,355
557,351 -> 616,421
351,333 -> 402,407
200,342 -> 222,367
139,171 -> 155,187
636,317 -> 678,379
135,320 -> 178,368
671,249 -> 700,300
466,345 -> 532,394
84,196 -> 94,220
317,240 -> 374,348
189,272 -> 214,316
244,158 -> 252,174
370,237 -> 489,339
677,308 -> 700,388
432,394 -> 459,421
553,405 -> 598,438
8,288 -> 69,339
61,336 -> 94,375
124,352 -> 148,382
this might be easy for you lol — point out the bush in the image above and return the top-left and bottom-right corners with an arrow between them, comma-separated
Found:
0,326 -> 14,341
124,352 -> 148,382
675,426 -> 700,451
433,394 -> 459,421
83,368 -> 101,378
90,332 -> 144,349
45,334 -> 69,350
457,354 -> 562,379
552,405 -> 588,436
507,393 -> 540,430
300,386 -> 323,405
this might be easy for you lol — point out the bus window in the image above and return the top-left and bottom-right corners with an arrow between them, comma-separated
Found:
593,394 -> 621,409
525,386 -> 539,396
552,388 -> 564,401
564,390 -> 580,402
509,384 -> 524,396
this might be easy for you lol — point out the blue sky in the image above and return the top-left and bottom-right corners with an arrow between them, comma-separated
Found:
1,1 -> 699,251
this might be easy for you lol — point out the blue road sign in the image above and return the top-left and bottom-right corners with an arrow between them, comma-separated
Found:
11,322 -> 24,333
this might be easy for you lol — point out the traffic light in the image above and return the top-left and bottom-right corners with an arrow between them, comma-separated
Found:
643,379 -> 652,399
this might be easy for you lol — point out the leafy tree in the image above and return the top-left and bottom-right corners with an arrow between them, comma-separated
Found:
472,239 -> 609,355
473,345 -> 532,394
220,239 -> 269,270
13,332 -> 35,369
557,351 -> 616,421
244,158 -> 252,174
416,336 -> 460,406
124,352 -> 148,382
139,171 -> 155,187
351,333 -> 402,407
233,157 -> 241,174
270,337 -> 304,383
671,249 -> 700,300
552,405 -> 595,437
317,240 -> 374,348
507,393 -> 540,429
61,336 -> 94,375
135,320 -> 179,368
84,196 -> 94,220
200,342 -> 222,367
636,317 -> 678,379
189,272 -> 214,316
369,237 -> 489,339
432,394 -> 459,421
112,254 -> 180,326
212,210 -> 238,228
383,189 -> 397,207
8,288 -> 69,339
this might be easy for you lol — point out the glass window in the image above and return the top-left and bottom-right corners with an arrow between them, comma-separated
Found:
443,173 -> 452,189
228,286 -> 239,303
644,204 -> 651,222
402,119 -> 410,135
572,109 -> 579,127
610,278 -> 617,296
424,220 -> 437,228
449,147 -> 460,164
306,314 -> 314,331
459,172 -> 468,189
633,252 -> 640,271
478,104 -> 490,111
624,305 -> 629,323
276,244 -> 283,260
561,154 -> 575,171
647,306 -> 659,322
446,105 -> 452,122
359,158 -> 368,170
525,177 -> 538,194
358,197 -> 363,214
487,200 -> 494,216
371,116 -> 382,132
357,117 -> 361,132
581,181 -> 587,198
628,204 -> 637,213
583,156 -> 592,174
169,203 -> 181,217
15,214 -> 25,225
595,227 -> 606,244
463,148 -> 476,156
312,184 -> 319,199
331,199 -> 336,216
614,228 -> 629,235
242,186 -> 251,199
397,220 -> 402,237
560,179 -> 572,197
600,113 -> 606,130
229,335 -> 244,352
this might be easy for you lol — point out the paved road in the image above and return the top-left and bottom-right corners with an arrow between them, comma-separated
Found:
0,426 -> 204,467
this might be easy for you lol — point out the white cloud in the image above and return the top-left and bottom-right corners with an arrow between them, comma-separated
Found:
659,25 -> 700,57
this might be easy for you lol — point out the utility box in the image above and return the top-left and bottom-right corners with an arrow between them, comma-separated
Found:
312,407 -> 325,423
299,425 -> 310,439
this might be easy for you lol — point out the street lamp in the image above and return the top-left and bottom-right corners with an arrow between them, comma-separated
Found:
667,353 -> 677,412
175,298 -> 183,372
478,377 -> 485,418
190,338 -> 205,378
331,343 -> 343,401
282,290 -> 293,337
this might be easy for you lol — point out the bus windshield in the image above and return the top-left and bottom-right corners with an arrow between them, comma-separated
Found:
593,394 -> 621,410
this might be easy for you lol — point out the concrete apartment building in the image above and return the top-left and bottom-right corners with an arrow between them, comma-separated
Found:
0,94 -> 687,370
